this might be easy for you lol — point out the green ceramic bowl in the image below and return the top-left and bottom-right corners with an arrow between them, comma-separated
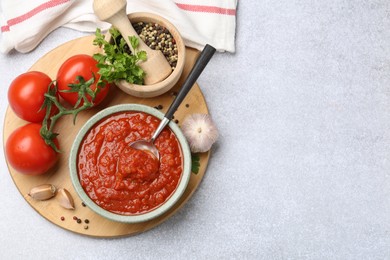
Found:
69,104 -> 191,223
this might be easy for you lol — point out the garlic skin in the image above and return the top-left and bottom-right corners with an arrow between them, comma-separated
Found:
57,188 -> 75,210
28,184 -> 57,201
181,114 -> 219,153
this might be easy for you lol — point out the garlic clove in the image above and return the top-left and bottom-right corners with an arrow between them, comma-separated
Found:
181,114 -> 219,153
57,188 -> 75,210
28,184 -> 57,201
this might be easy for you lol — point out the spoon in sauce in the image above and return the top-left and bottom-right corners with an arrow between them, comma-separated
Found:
130,44 -> 216,160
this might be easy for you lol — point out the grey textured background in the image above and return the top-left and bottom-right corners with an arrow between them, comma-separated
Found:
1,1 -> 390,259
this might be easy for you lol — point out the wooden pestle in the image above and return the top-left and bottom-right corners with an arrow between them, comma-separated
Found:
93,0 -> 172,85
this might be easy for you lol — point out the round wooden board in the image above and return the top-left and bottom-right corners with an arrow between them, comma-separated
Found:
3,35 -> 210,237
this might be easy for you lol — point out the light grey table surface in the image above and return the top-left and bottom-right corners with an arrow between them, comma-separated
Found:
1,1 -> 390,259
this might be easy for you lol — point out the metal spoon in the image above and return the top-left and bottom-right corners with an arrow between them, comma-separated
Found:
130,44 -> 216,160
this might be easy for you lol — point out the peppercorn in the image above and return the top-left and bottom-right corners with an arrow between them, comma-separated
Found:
85,219 -> 90,224
60,216 -> 65,221
77,219 -> 82,224
132,21 -> 178,69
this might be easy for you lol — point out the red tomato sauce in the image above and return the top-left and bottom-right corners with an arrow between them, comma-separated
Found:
77,111 -> 183,215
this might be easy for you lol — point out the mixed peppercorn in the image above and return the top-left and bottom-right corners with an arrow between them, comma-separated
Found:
59,202 -> 91,231
114,22 -> 178,70
134,22 -> 178,70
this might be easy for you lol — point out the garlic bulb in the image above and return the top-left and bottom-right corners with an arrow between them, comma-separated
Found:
181,114 -> 219,153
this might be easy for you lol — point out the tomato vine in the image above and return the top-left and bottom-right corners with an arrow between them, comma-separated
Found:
40,75 -> 98,153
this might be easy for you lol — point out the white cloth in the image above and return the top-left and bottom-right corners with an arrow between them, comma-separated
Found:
0,0 -> 237,54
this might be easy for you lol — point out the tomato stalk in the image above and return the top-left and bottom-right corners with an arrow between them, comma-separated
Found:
40,76 -> 99,153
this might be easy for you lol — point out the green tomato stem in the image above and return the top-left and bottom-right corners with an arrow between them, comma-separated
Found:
40,76 -> 97,153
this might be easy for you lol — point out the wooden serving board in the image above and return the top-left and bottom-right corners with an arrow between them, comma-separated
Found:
2,35 -> 210,237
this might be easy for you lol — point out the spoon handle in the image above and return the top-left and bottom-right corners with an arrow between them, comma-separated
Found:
150,44 -> 216,142
165,44 -> 216,120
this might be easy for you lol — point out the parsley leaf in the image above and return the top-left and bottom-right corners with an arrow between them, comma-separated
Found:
191,153 -> 201,174
93,28 -> 146,86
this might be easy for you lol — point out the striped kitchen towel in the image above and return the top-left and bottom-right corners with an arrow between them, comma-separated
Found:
0,0 -> 237,54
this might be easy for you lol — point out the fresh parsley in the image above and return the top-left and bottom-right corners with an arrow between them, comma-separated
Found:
93,28 -> 147,86
191,153 -> 201,174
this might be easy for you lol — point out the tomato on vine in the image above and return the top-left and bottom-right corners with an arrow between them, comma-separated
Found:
6,123 -> 59,175
8,71 -> 58,123
56,54 -> 110,108
6,54 -> 112,176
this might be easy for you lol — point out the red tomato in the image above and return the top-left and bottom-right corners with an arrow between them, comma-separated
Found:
56,54 -> 110,107
6,123 -> 59,175
8,71 -> 56,123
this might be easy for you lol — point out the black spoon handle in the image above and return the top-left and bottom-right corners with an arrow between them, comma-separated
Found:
165,44 -> 216,120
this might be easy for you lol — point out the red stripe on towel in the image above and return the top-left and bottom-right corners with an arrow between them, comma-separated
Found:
1,25 -> 10,32
1,0 -> 70,32
175,3 -> 236,16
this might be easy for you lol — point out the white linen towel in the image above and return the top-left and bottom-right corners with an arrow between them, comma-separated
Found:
0,0 -> 237,54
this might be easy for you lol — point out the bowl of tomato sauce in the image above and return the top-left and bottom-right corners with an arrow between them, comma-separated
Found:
69,104 -> 191,223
